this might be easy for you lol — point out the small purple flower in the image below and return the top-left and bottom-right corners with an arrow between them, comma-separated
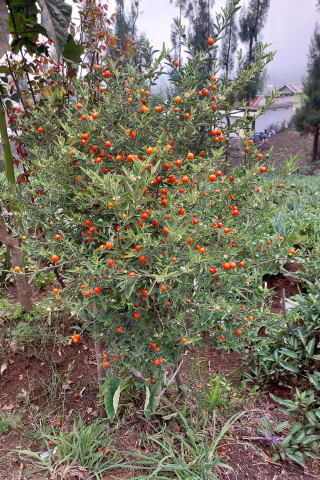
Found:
263,432 -> 282,443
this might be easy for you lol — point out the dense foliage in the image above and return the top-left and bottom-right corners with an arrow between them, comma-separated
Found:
294,23 -> 320,161
4,9 -> 304,391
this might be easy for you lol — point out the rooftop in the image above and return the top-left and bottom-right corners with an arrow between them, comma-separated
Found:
279,82 -> 304,94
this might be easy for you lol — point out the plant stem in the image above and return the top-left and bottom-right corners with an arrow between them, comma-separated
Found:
93,306 -> 107,418
174,358 -> 187,399
0,97 -> 15,186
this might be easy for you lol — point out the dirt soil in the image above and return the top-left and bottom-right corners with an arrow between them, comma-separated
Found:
229,127 -> 320,173
0,262 -> 319,480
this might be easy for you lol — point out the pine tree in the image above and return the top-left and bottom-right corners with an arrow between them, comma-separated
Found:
114,0 -> 131,56
219,0 -> 238,80
170,0 -> 188,66
238,0 -> 270,99
185,0 -> 216,73
186,0 -> 215,50
294,24 -> 320,162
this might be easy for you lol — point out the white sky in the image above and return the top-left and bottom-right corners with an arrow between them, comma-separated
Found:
107,0 -> 320,86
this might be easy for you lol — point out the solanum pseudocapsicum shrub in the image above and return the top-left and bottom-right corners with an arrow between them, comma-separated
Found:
12,5 -> 300,403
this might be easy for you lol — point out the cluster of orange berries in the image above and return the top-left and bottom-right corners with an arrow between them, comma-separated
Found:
71,333 -> 81,343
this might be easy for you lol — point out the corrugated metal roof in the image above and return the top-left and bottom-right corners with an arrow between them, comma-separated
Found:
279,83 -> 303,94
249,95 -> 265,107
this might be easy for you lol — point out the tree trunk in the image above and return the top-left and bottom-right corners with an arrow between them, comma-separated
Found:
93,306 -> 107,418
174,358 -> 187,400
312,126 -> 319,162
0,215 -> 33,312
1,95 -> 32,311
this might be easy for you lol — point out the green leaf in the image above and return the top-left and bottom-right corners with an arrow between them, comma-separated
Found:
308,374 -> 320,390
293,430 -> 306,444
312,354 -> 320,360
280,434 -> 292,448
301,434 -> 320,445
305,451 -> 320,459
274,421 -> 289,432
0,66 -> 10,75
269,393 -> 298,410
40,0 -> 72,59
278,359 -> 300,373
285,450 -> 305,467
291,422 -> 303,435
102,376 -> 121,421
297,329 -> 306,346
144,381 -> 161,419
62,35 -> 84,64
279,348 -> 299,359
104,393 -> 115,420
306,338 -> 315,357
109,376 -> 121,397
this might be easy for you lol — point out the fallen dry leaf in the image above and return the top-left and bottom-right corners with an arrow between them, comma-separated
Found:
51,464 -> 89,480
9,340 -> 19,352
0,363 -> 7,374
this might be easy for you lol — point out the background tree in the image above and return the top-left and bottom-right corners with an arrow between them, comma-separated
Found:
185,0 -> 216,73
170,0 -> 188,66
219,0 -> 238,80
114,0 -> 132,56
293,24 -> 320,162
238,0 -> 270,100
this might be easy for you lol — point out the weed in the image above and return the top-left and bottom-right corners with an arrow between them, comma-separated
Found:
0,411 -> 21,434
32,271 -> 56,292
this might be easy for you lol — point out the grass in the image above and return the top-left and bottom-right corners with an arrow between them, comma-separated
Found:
121,409 -> 247,480
16,418 -> 121,478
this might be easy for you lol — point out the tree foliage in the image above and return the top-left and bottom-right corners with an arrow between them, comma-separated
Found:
186,0 -> 216,73
219,0 -> 238,80
170,0 -> 189,66
293,23 -> 320,161
238,0 -> 270,100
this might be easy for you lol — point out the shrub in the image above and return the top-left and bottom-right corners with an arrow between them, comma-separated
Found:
8,3 -> 301,406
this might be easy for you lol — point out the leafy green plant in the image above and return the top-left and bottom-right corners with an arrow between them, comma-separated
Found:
204,373 -> 231,412
0,411 -> 21,434
122,410 -> 247,479
31,270 -> 56,291
259,405 -> 320,468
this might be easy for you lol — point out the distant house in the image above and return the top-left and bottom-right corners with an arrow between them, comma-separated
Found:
228,88 -> 299,136
278,83 -> 304,109
248,94 -> 295,132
